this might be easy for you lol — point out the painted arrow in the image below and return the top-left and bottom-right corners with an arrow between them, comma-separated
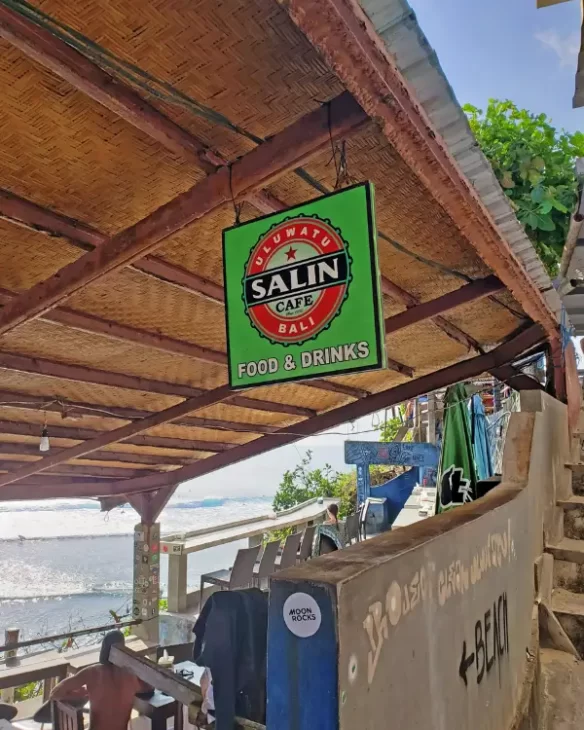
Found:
459,640 -> 475,686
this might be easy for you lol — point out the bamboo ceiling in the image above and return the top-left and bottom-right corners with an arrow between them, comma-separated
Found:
0,0 -> 556,503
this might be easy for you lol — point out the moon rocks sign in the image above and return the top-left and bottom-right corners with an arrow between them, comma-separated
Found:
223,182 -> 386,388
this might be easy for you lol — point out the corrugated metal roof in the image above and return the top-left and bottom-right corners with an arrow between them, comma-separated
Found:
360,0 -> 562,321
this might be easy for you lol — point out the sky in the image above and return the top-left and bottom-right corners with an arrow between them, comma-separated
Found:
178,0 -> 584,502
410,0 -> 583,133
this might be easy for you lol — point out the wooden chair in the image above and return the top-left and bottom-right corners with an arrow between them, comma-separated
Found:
253,539 -> 280,590
298,525 -> 316,561
199,544 -> 261,611
276,531 -> 303,570
51,700 -> 84,730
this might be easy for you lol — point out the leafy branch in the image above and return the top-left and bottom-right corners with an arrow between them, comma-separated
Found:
464,99 -> 584,276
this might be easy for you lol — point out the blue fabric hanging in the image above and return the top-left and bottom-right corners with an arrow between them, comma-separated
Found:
470,394 -> 493,481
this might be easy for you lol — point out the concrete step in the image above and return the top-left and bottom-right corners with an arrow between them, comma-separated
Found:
541,648 -> 584,728
547,538 -> 584,564
553,558 -> 584,594
552,588 -> 584,618
569,464 -> 584,496
552,588 -> 584,658
558,496 -> 584,539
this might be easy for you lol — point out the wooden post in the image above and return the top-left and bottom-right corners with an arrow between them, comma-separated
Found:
1,628 -> 19,702
132,523 -> 160,646
248,534 -> 262,548
167,546 -> 188,614
427,393 -> 436,445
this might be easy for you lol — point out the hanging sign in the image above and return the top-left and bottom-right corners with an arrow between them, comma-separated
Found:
223,182 -> 386,389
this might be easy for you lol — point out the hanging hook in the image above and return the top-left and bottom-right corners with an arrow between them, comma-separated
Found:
228,163 -> 243,225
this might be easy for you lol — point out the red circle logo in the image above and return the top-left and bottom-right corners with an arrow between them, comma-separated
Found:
243,216 -> 351,345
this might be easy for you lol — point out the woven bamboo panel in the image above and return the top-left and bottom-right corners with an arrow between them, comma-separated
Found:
141,423 -> 257,446
156,204 -> 240,287
0,406 -> 126,433
0,221 -> 82,291
35,0 -> 344,155
445,298 -> 525,344
0,433 -> 80,447
0,318 -> 229,390
70,458 -> 174,471
0,42 -> 201,233
100,443 -> 205,460
0,370 -> 182,413
68,267 -> 229,355
192,402 -> 303,428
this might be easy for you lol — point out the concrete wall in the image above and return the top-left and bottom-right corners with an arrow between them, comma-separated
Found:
267,393 -> 570,730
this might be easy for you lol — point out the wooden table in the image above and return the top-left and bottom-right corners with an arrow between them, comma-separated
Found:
132,661 -> 203,730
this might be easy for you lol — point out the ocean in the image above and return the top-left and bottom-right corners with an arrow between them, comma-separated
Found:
0,492 -> 273,646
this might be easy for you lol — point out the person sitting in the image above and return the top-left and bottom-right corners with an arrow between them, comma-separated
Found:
49,631 -> 149,730
324,503 -> 339,527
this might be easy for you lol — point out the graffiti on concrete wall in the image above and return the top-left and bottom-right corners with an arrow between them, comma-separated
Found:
459,593 -> 509,686
344,441 -> 439,467
361,519 -> 514,685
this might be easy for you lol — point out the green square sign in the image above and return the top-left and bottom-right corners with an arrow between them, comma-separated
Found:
222,182 -> 386,389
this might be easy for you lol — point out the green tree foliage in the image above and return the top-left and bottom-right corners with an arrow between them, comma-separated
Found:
272,450 -> 355,519
464,100 -> 584,276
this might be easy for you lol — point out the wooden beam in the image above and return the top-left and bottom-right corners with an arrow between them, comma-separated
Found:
0,188 -> 226,303
0,261 -> 386,390
0,420 -> 230,454
0,6 -> 291,230
1,324 -> 544,500
0,442 -> 194,467
382,276 -> 480,350
0,91 -> 367,336
489,364 -> 543,391
278,0 -> 558,342
384,276 -> 504,336
0,388 -> 279,434
128,486 -> 175,523
0,383 -> 264,488
0,461 -> 158,479
0,352 -> 315,418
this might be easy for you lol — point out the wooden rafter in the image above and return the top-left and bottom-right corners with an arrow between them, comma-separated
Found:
0,289 -> 377,395
0,420 -> 227,453
0,384 -> 258,487
0,274 -> 510,488
278,0 -> 558,344
0,351 -> 315,418
0,324 -> 546,500
0,442 -> 195,467
0,91 -> 368,336
0,4 -> 292,221
383,276 -> 503,336
0,389 -> 280,434
0,461 -> 159,479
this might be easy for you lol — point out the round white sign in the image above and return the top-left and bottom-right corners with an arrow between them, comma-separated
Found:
283,592 -> 322,638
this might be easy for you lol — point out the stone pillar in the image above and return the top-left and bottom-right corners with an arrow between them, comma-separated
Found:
132,522 -> 160,645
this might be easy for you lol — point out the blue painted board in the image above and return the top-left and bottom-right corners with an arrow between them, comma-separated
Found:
267,580 -> 339,730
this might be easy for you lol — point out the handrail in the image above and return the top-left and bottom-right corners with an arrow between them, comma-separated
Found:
0,619 -> 141,654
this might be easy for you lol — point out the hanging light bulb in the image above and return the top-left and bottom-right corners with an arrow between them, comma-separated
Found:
39,425 -> 50,453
